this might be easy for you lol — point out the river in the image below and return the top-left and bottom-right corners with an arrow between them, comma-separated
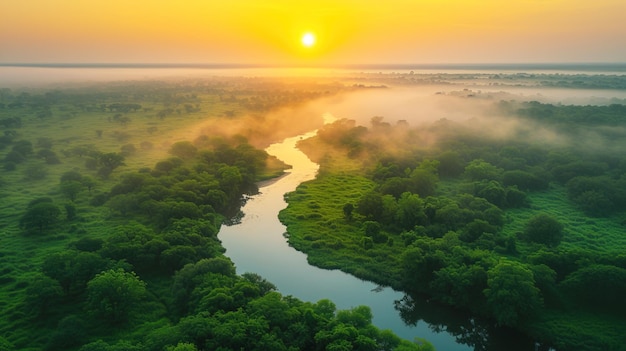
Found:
217,114 -> 472,351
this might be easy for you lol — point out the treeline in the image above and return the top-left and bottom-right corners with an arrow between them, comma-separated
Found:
283,104 -> 626,350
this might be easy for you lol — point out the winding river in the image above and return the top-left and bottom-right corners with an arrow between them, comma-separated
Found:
217,114 -> 471,351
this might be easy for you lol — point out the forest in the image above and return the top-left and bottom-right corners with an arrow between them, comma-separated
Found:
0,77 -> 429,351
1,71 -> 626,351
281,94 -> 626,350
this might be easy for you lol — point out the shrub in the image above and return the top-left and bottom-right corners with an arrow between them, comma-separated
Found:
523,213 -> 564,247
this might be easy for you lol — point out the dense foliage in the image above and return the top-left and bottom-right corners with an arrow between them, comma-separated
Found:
282,101 -> 626,350
0,80 -> 427,350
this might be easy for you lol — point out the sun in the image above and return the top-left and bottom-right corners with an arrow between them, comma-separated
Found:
301,32 -> 316,47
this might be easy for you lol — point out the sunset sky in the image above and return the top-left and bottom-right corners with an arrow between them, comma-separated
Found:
1,0 -> 625,65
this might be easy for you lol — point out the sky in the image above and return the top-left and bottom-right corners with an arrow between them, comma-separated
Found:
1,0 -> 625,65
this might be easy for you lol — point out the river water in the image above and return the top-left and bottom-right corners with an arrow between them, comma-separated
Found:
217,116 -> 472,351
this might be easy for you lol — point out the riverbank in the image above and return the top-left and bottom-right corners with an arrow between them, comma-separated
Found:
218,128 -> 472,350
280,114 -> 626,351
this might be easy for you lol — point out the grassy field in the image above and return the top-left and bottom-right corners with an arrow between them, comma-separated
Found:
501,184 -> 626,255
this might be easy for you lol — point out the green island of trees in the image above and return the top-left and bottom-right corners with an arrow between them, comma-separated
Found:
280,101 -> 626,351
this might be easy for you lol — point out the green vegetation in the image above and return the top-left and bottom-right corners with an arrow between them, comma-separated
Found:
281,101 -> 626,350
0,78 -> 428,350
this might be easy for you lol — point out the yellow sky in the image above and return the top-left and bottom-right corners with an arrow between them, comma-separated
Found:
1,0 -> 625,64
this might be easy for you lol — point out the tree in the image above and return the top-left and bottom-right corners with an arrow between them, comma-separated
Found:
24,274 -> 63,316
37,149 -> 61,164
559,264 -> 626,313
523,213 -> 564,247
42,251 -> 114,295
484,260 -> 542,327
169,141 -> 198,159
463,159 -> 503,181
502,170 -> 548,191
60,180 -> 83,201
166,343 -> 198,351
81,175 -> 97,193
86,269 -> 146,324
409,163 -> 439,197
437,151 -> 464,178
356,191 -> 384,221
363,221 -> 387,243
24,163 -> 47,180
45,315 -> 87,350
20,199 -> 60,234
96,152 -> 125,178
396,192 -> 427,230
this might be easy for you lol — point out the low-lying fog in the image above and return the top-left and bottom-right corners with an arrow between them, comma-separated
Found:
312,85 -> 626,127
297,83 -> 626,155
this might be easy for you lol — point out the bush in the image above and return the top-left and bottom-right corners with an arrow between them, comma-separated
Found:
523,213 -> 564,247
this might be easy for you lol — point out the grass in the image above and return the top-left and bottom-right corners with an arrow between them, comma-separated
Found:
502,184 -> 626,254
280,173 -> 405,287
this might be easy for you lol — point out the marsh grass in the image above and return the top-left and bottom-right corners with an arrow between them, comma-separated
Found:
503,184 -> 626,254
280,173 -> 406,286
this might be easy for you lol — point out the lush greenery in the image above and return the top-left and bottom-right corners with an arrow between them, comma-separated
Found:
281,101 -> 626,351
0,78 -> 429,350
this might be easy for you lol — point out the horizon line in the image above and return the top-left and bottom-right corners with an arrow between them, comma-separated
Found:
1,62 -> 626,71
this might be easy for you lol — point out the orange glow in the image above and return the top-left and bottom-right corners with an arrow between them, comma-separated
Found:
0,0 -> 625,64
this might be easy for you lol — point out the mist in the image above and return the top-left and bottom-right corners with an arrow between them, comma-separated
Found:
301,83 -> 626,155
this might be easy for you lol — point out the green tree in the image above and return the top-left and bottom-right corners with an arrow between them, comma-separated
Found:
523,213 -> 564,247
60,170 -> 83,183
166,343 -> 198,351
86,269 -> 146,324
60,180 -> 83,201
409,161 -> 439,197
42,251 -> 114,295
96,152 -> 125,178
169,141 -> 198,159
559,264 -> 626,313
45,315 -> 87,351
437,151 -> 464,178
463,159 -> 503,181
484,260 -> 542,326
356,191 -> 384,221
396,192 -> 427,230
20,199 -> 60,234
24,274 -> 63,316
